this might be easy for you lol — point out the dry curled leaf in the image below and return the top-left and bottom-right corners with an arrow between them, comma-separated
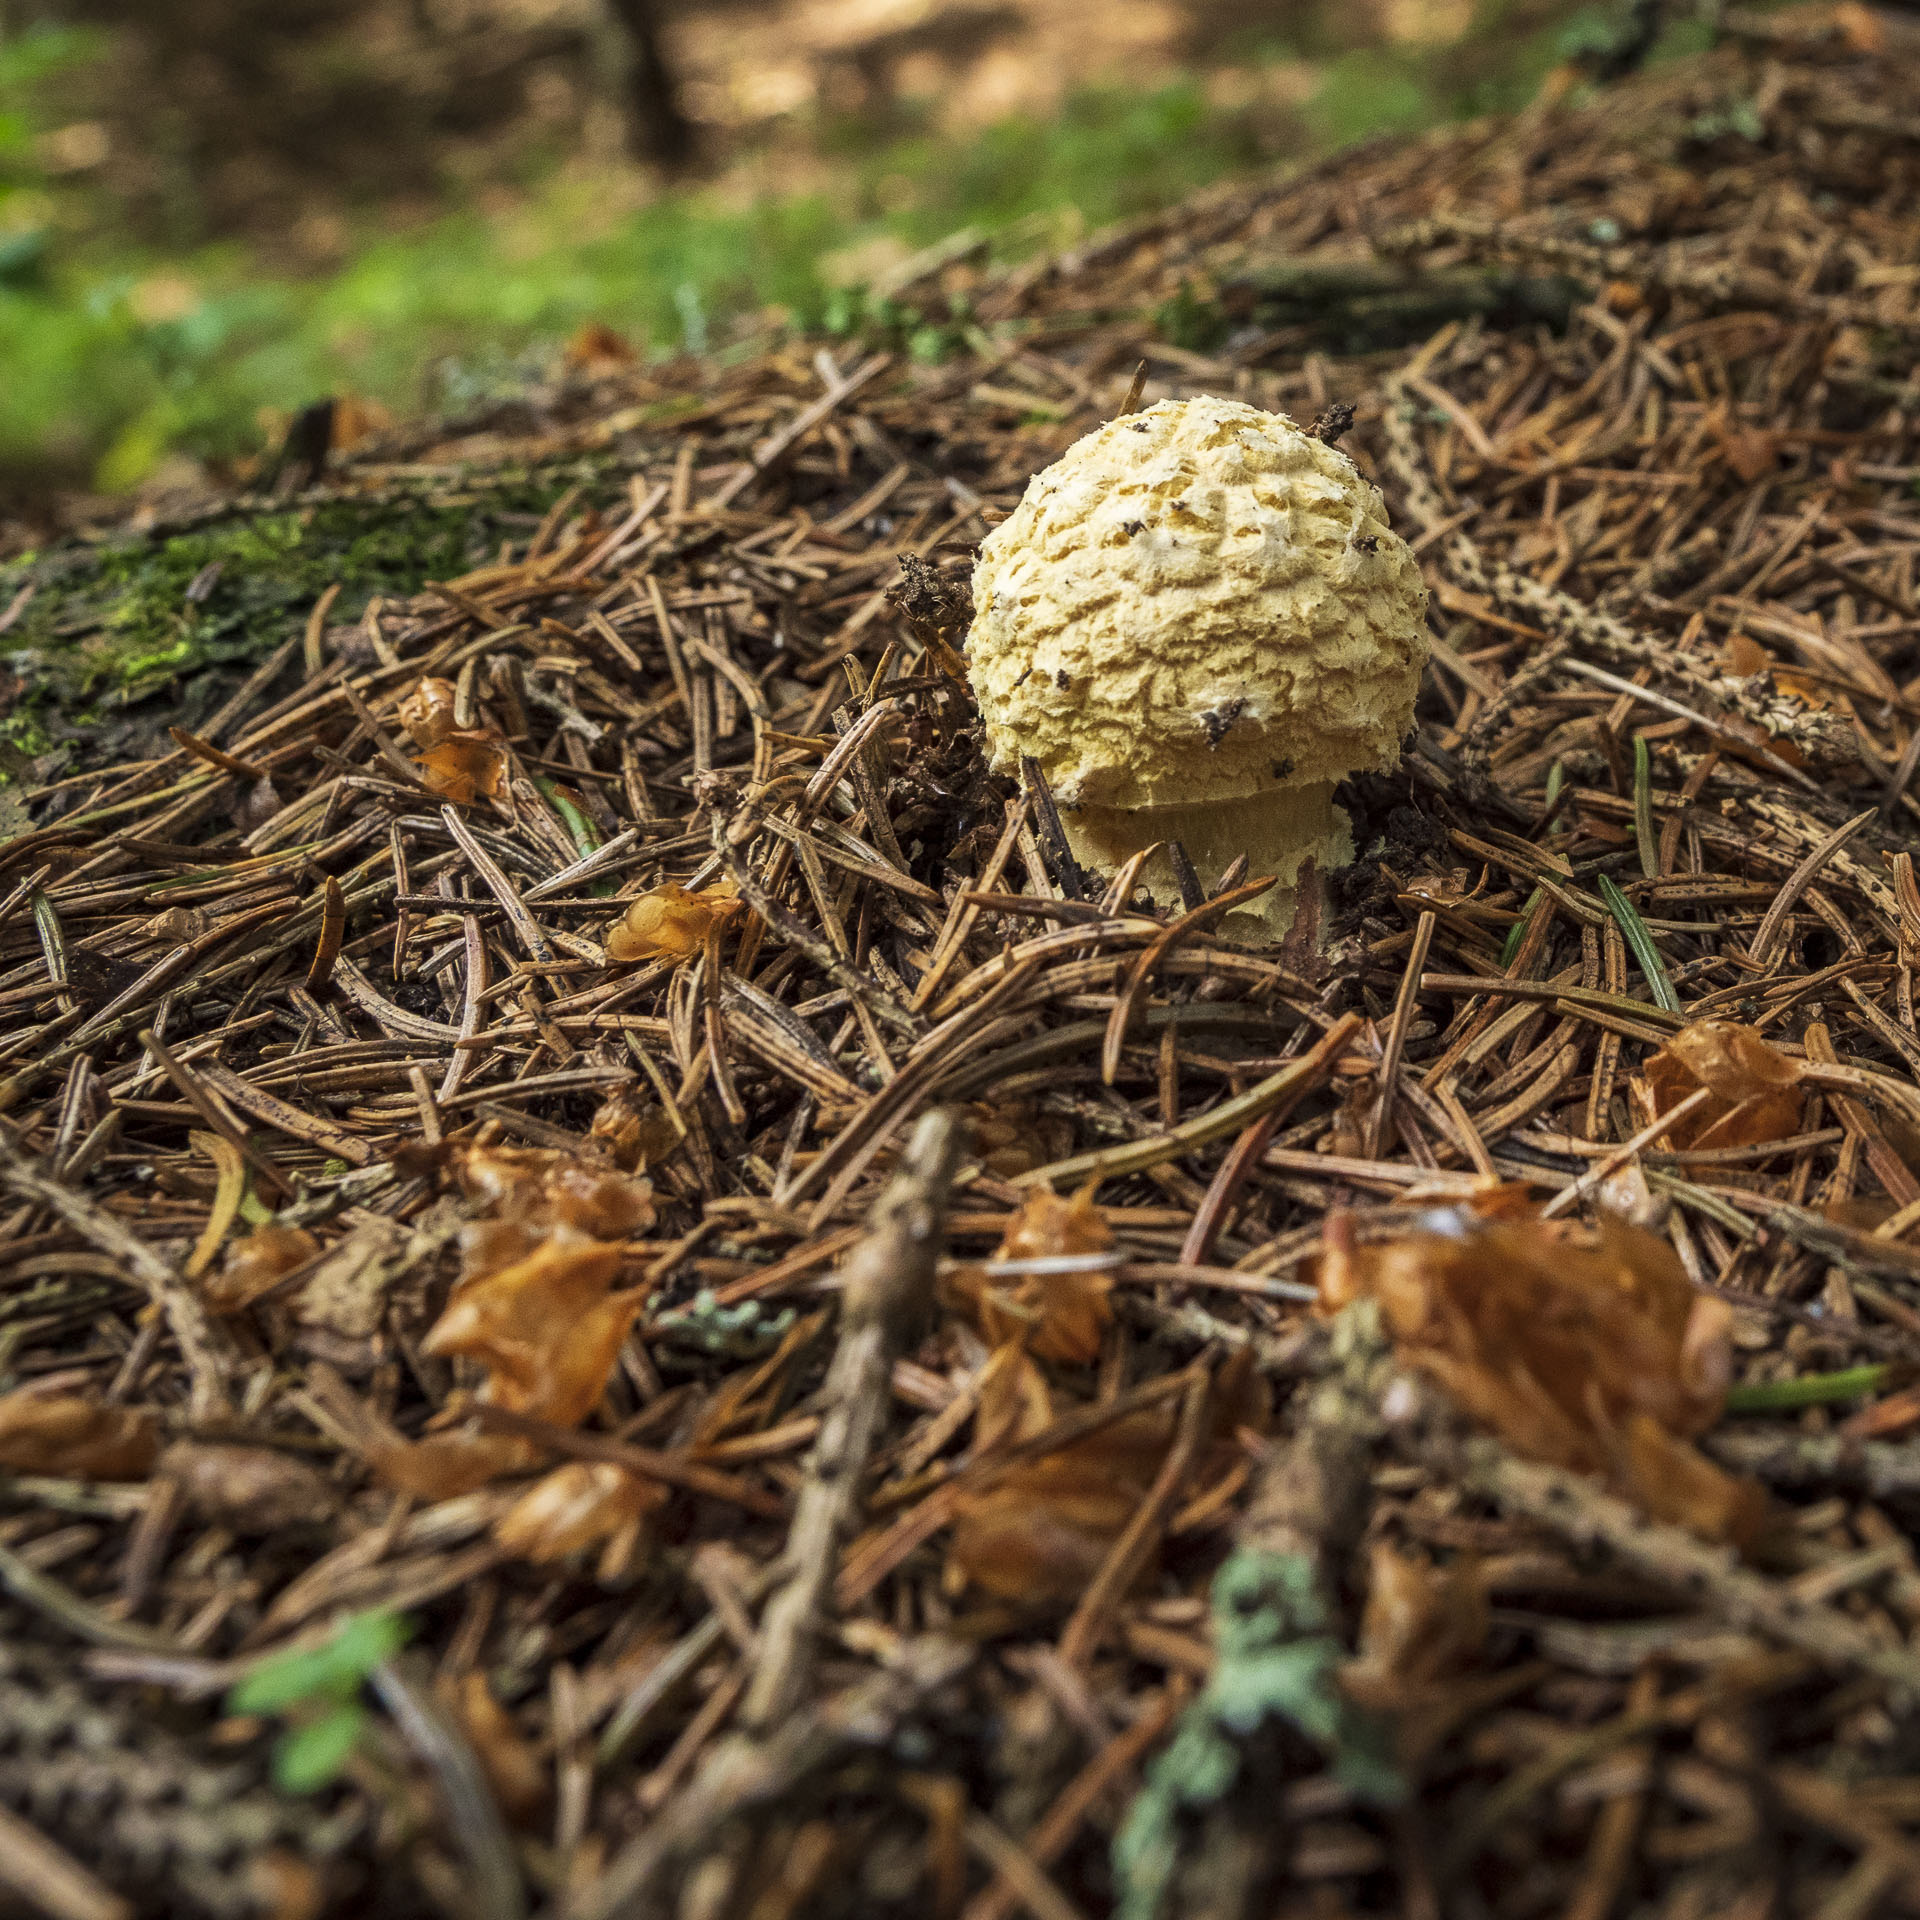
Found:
1716,423 -> 1782,486
329,392 -> 393,453
604,880 -> 739,966
947,1411 -> 1174,1604
948,1355 -> 1263,1602
1639,1018 -> 1805,1152
1327,1070 -> 1376,1160
1318,1200 -> 1766,1547
207,1224 -> 319,1315
563,321 -> 639,379
589,1089 -> 679,1171
426,1235 -> 648,1427
370,1145 -> 654,1498
0,1388 -> 159,1481
942,1184 -> 1116,1365
454,1143 -> 655,1241
1619,1410 -> 1767,1546
1833,0 -> 1887,54
494,1459 -> 662,1572
248,1850 -> 327,1920
157,1442 -> 336,1532
396,677 -> 460,750
416,734 -> 509,806
396,677 -> 508,803
971,1342 -> 1055,1457
439,1671 -> 548,1823
366,1430 -> 530,1503
1344,1540 -> 1490,1768
997,1182 -> 1112,1265
1344,1541 -> 1488,1712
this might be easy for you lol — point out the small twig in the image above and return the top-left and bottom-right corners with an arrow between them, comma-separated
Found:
710,820 -> 921,1038
1365,909 -> 1436,1158
442,804 -> 553,963
1163,839 -> 1204,913
373,1655 -> 527,1920
1452,1435 -> 1920,1694
1020,1013 -> 1360,1189
1555,657 -> 1821,793
961,1685 -> 1187,1920
570,1639 -> 973,1920
709,353 -> 893,509
141,1028 -> 296,1202
742,1106 -> 963,1731
1540,1086 -> 1713,1219
1021,756 -> 1089,903
1748,808 -> 1876,968
0,1139 -> 231,1421
0,1539 -> 183,1654
469,1405 -> 787,1518
0,1802 -> 132,1920
1059,1368 -> 1209,1668
963,1817 -> 1086,1920
1101,874 -> 1277,1085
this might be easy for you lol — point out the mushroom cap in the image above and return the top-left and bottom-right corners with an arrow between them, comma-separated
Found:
966,395 -> 1428,810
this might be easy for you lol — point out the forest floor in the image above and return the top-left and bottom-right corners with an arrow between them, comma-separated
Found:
0,0 -> 1680,503
2,7 -> 1920,1919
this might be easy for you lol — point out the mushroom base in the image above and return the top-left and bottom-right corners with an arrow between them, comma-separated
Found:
1061,781 -> 1351,938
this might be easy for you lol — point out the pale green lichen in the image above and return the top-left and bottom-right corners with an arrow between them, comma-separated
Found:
1113,1545 -> 1403,1920
655,1290 -> 799,1358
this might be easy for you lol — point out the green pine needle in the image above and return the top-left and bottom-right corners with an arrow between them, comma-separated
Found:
1596,873 -> 1682,1015
1632,735 -> 1659,880
1501,887 -> 1544,971
1724,1364 -> 1892,1413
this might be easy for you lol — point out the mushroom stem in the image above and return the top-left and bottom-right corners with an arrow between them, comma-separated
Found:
1062,781 -> 1351,935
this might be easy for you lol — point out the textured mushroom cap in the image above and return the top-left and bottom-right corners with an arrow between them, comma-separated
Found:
966,396 -> 1428,810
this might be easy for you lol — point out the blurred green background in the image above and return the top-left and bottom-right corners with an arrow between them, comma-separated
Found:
0,0 -> 1710,507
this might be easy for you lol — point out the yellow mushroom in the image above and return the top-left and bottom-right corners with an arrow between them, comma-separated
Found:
966,395 -> 1428,935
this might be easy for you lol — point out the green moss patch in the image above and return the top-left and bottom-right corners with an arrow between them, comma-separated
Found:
0,477 -> 598,709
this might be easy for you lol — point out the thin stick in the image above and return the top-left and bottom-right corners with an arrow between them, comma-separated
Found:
1058,1369 -> 1209,1669
1748,808 -> 1876,968
961,1685 -> 1186,1920
0,1141 -> 231,1420
373,1658 -> 527,1920
1540,1086 -> 1713,1219
0,1803 -> 132,1920
1366,909 -> 1436,1158
1020,1013 -> 1360,1189
741,1107 -> 963,1731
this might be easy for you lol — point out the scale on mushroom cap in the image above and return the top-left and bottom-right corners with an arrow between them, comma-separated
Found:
965,394 -> 1429,938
